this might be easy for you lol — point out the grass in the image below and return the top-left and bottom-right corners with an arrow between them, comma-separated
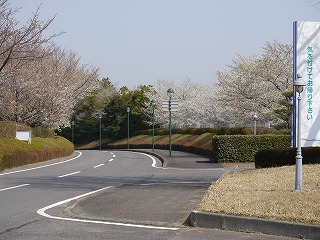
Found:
200,164 -> 320,225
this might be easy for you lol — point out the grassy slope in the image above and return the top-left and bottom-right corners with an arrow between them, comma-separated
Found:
107,133 -> 214,157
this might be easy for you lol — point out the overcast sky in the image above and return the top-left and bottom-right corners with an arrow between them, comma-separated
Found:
9,0 -> 320,88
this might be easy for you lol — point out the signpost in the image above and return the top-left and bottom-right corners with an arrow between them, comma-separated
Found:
162,89 -> 179,157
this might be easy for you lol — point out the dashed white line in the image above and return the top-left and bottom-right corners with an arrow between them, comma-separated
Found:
108,159 -> 114,162
0,184 -> 30,192
57,171 -> 81,178
93,164 -> 104,168
37,186 -> 178,231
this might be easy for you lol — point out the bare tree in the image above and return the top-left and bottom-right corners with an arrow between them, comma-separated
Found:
0,0 -> 61,75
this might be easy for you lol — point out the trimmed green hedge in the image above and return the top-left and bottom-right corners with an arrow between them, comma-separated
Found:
0,136 -> 74,171
134,127 -> 284,137
0,121 -> 55,138
255,147 -> 320,168
212,135 -> 290,162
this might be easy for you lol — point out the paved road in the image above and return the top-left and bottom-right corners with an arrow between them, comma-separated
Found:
0,150 -> 295,239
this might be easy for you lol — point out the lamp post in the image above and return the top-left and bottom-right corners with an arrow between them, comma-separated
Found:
127,107 -> 130,149
253,113 -> 257,135
288,96 -> 294,148
151,99 -> 156,151
167,88 -> 174,157
98,114 -> 102,150
71,121 -> 75,144
293,74 -> 306,191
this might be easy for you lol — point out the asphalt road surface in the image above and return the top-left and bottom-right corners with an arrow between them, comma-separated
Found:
0,150 -> 296,240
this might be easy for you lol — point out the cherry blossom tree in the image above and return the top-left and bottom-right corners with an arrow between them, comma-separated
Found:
214,40 -> 292,127
151,79 -> 221,128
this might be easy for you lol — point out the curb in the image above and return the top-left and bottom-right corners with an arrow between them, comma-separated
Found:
117,149 -> 168,167
187,211 -> 320,240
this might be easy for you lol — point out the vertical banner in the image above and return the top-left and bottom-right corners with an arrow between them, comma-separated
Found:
294,21 -> 320,147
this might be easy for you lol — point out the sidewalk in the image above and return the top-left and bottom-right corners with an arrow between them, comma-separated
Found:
126,148 -> 255,170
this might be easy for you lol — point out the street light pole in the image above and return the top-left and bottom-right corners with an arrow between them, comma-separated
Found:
293,74 -> 306,191
127,107 -> 130,149
253,113 -> 257,135
71,121 -> 74,144
167,88 -> 174,157
99,114 -> 102,150
151,99 -> 156,151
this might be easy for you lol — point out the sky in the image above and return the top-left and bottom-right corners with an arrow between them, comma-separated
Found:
9,0 -> 320,89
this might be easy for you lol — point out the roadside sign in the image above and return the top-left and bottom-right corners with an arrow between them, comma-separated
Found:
162,100 -> 179,112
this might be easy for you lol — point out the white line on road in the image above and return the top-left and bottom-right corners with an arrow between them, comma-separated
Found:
57,171 -> 81,178
113,155 -> 116,158
0,184 -> 30,192
108,159 -> 114,162
93,163 -> 104,168
37,186 -> 179,231
0,152 -> 82,176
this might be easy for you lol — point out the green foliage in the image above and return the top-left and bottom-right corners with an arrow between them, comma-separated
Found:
0,136 -> 74,171
212,135 -> 290,162
134,127 -> 283,137
0,121 -> 55,138
104,85 -> 153,141
273,90 -> 293,129
255,147 -> 320,168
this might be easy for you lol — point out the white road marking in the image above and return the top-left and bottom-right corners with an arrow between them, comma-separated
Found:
0,184 -> 30,192
37,186 -> 179,231
113,155 -> 116,158
57,171 -> 81,178
0,152 -> 82,176
108,159 -> 114,162
93,164 -> 104,168
138,152 -> 164,169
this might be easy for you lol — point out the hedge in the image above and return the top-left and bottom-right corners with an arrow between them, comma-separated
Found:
255,147 -> 320,168
134,127 -> 284,137
0,136 -> 74,171
0,121 -> 55,138
212,135 -> 290,162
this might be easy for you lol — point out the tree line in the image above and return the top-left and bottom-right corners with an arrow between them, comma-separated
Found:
0,1 -> 293,143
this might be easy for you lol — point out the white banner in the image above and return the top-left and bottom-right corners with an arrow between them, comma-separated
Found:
294,21 -> 320,146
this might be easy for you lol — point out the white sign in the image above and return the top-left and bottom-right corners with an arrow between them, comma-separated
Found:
16,130 -> 31,144
162,100 -> 179,112
294,21 -> 320,146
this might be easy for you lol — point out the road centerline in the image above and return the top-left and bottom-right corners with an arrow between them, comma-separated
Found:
57,171 -> 81,178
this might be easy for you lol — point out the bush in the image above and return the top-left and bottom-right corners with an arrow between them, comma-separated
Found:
255,147 -> 320,168
133,127 -> 281,137
212,135 -> 290,162
0,121 -> 55,138
0,136 -> 74,171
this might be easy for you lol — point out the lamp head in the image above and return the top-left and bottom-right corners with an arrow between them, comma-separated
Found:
167,88 -> 174,98
253,113 -> 257,120
293,74 -> 306,94
126,107 -> 130,113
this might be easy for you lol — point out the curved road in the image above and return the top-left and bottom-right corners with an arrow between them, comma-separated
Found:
0,150 -> 294,239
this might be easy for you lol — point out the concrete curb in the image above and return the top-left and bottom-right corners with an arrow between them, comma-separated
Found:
187,211 -> 320,239
117,149 -> 168,167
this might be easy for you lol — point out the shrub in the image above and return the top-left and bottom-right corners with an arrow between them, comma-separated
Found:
0,136 -> 74,171
212,135 -> 290,162
0,121 -> 55,138
255,147 -> 320,168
